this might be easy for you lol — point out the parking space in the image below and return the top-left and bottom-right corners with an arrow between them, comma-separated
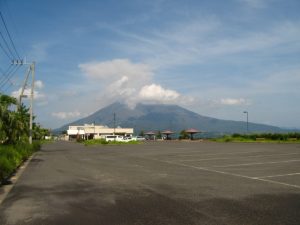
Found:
139,142 -> 300,189
265,174 -> 300,187
0,141 -> 299,225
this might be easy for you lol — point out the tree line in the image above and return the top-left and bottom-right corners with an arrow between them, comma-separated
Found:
0,93 -> 48,184
231,133 -> 300,141
0,94 -> 49,144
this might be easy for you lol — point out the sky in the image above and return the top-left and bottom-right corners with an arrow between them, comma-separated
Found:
0,0 -> 299,129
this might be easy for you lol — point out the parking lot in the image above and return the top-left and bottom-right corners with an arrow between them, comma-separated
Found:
0,141 -> 300,225
138,141 -> 300,188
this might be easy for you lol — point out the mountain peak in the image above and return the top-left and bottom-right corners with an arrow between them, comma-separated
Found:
55,102 -> 284,135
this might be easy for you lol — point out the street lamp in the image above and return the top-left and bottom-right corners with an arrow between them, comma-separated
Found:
243,111 -> 249,133
93,121 -> 96,139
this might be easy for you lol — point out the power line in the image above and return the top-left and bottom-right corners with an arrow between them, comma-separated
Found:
2,76 -> 18,93
0,11 -> 21,60
0,64 -> 21,90
0,34 -> 14,60
0,64 -> 13,83
0,66 -> 20,92
0,65 -> 19,88
0,9 -> 23,94
1,0 -> 25,58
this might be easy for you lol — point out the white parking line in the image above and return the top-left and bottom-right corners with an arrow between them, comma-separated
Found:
178,150 -> 265,157
212,159 -> 300,168
177,152 -> 300,162
256,172 -> 300,179
143,157 -> 300,189
177,149 -> 296,158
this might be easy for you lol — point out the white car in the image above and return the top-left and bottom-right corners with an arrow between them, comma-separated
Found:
122,137 -> 133,142
132,136 -> 146,141
105,135 -> 125,142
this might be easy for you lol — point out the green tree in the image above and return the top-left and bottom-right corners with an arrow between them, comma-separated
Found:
33,123 -> 50,140
0,94 -> 30,144
0,94 -> 18,144
1,93 -> 51,144
156,131 -> 162,139
13,104 -> 30,142
179,130 -> 189,140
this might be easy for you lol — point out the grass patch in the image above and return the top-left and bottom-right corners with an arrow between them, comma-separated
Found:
213,133 -> 300,143
0,141 -> 41,184
83,139 -> 141,146
84,139 -> 109,145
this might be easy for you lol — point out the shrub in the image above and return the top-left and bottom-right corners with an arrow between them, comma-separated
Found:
101,139 -> 109,145
214,132 -> 300,143
0,146 -> 22,168
83,139 -> 141,146
232,133 -> 241,138
0,156 -> 14,181
0,141 -> 41,183
224,137 -> 232,142
84,139 -> 109,146
0,146 -> 21,182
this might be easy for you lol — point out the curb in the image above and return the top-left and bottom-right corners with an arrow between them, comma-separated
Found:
0,153 -> 36,206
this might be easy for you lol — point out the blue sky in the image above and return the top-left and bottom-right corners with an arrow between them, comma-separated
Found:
0,0 -> 299,129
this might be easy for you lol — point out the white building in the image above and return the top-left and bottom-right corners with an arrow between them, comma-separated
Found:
67,124 -> 134,140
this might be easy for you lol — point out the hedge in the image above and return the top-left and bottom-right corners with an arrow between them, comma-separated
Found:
0,141 -> 41,184
231,133 -> 300,141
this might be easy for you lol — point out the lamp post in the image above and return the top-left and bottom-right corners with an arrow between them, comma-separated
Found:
243,111 -> 248,133
113,113 -> 116,141
94,121 -> 95,139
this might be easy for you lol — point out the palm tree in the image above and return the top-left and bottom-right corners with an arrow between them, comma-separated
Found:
0,94 -> 30,144
14,104 -> 30,142
0,94 -> 17,143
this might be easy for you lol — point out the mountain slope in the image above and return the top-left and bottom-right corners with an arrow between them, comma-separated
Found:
55,102 -> 286,135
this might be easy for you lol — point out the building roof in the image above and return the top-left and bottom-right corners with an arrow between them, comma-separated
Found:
67,129 -> 85,135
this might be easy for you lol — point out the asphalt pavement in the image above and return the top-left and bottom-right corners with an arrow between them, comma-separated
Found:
0,141 -> 299,225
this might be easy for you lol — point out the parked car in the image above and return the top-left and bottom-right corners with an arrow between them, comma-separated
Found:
132,136 -> 146,141
122,137 -> 133,142
105,135 -> 125,142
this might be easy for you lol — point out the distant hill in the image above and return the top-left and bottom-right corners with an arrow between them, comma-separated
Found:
54,102 -> 293,137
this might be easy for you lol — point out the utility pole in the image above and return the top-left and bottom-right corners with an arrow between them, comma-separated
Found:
29,62 -> 35,144
113,113 -> 116,141
18,60 -> 35,144
243,111 -> 249,133
93,121 -> 96,139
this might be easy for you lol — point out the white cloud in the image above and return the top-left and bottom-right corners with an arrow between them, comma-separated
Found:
110,18 -> 300,70
220,98 -> 249,105
79,59 -> 153,82
51,111 -> 81,120
11,80 -> 46,101
35,80 -> 44,89
139,84 -> 180,102
111,18 -> 221,68
78,58 -> 189,107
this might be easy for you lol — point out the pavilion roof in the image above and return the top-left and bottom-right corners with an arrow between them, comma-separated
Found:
161,130 -> 174,134
185,128 -> 200,133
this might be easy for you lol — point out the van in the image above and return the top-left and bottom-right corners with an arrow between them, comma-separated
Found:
105,135 -> 124,142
